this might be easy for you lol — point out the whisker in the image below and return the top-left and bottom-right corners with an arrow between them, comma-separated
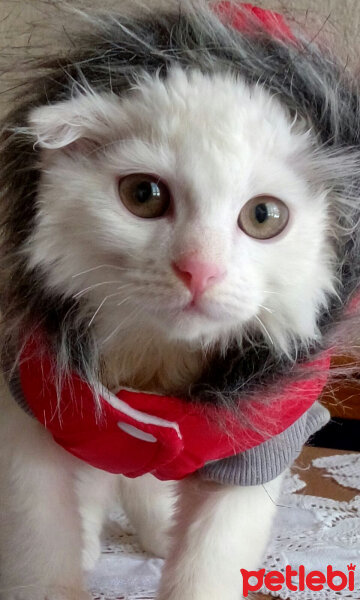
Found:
116,296 -> 132,307
100,304 -> 142,346
72,264 -> 131,278
254,315 -> 274,345
73,280 -> 128,298
258,304 -> 274,314
262,290 -> 281,296
87,291 -> 125,328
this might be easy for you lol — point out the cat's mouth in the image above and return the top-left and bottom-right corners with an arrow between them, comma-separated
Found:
179,296 -> 232,322
173,292 -> 258,326
184,298 -> 205,314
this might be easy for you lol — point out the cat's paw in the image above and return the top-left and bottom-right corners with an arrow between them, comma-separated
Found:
156,582 -> 242,600
156,593 -> 210,600
157,593 -> 242,600
0,586 -> 91,600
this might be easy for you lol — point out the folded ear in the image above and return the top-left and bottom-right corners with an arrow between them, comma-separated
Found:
28,92 -> 122,150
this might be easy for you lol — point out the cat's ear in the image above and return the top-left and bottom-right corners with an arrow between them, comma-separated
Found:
28,92 -> 122,150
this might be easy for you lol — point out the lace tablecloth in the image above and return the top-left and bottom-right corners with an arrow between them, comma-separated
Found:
88,452 -> 360,600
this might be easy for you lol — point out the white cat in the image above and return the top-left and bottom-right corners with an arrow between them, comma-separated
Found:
0,2 -> 359,599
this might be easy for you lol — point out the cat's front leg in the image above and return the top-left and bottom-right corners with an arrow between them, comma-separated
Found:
157,473 -> 283,600
76,466 -> 117,572
119,473 -> 175,558
0,378 -> 90,600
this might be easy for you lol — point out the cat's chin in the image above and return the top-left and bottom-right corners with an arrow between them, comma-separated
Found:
155,309 -> 238,345
124,295 -> 251,345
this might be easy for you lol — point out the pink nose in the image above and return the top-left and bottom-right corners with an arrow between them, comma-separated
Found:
172,256 -> 226,297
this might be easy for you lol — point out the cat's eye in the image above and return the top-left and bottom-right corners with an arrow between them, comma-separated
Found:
238,196 -> 289,240
119,174 -> 171,219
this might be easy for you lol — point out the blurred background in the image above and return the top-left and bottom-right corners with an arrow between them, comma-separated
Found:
0,2 -> 360,41
1,0 -> 360,59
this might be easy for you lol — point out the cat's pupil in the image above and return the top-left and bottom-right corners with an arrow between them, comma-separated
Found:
135,181 -> 159,203
255,203 -> 268,224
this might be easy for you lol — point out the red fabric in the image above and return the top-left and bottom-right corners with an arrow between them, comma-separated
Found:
214,2 -> 294,41
19,334 -> 330,480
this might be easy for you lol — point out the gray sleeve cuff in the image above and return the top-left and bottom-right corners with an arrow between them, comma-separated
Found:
199,402 -> 330,486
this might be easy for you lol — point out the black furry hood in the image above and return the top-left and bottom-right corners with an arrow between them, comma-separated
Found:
1,1 -> 360,406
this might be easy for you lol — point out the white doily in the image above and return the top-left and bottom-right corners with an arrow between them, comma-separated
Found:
89,455 -> 360,600
260,493 -> 360,598
312,453 -> 360,491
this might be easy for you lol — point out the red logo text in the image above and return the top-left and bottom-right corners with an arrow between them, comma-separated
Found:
240,564 -> 356,597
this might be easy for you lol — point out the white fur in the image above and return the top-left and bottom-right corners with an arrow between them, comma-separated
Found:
118,473 -> 175,558
0,375 -> 90,600
118,472 -> 283,600
157,474 -> 283,600
75,468 -> 117,572
1,67 -> 336,599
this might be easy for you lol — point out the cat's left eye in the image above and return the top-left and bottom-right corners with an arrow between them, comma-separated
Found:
118,174 -> 171,219
238,195 -> 289,240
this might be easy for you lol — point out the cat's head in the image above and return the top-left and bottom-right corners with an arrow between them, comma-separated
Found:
26,68 -> 333,353
1,1 -> 359,400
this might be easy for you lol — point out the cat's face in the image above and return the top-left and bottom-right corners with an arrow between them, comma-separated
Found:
27,69 -> 334,352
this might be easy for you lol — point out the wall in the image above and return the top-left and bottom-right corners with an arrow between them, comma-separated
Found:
0,1 -> 359,47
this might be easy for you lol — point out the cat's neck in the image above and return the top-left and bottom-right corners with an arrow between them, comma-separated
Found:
100,326 -> 206,396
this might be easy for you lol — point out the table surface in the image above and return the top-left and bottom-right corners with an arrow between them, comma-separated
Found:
252,445 -> 358,600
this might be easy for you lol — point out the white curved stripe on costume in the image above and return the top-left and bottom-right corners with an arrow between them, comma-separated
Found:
95,383 -> 182,439
117,422 -> 158,443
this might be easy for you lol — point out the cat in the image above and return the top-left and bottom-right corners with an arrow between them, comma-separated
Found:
0,2 -> 360,599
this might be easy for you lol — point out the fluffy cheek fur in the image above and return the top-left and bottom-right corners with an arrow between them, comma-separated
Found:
26,69 -> 335,353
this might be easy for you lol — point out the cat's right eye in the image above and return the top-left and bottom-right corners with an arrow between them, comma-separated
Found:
118,174 -> 171,219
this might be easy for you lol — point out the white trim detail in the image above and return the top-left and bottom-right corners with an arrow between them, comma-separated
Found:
117,422 -> 158,443
95,383 -> 182,439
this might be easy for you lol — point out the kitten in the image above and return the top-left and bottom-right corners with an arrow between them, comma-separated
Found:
0,2 -> 359,600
